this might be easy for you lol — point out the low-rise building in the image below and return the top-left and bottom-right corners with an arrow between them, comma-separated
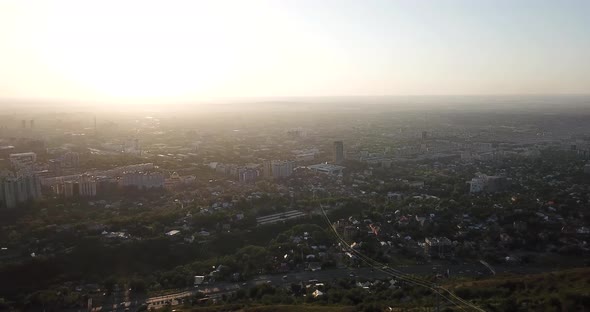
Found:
308,164 -> 345,176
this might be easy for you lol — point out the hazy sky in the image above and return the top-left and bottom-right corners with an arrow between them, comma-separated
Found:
1,0 -> 589,105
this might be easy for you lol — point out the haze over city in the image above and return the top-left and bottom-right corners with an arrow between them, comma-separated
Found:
1,0 -> 590,107
1,1 -> 590,312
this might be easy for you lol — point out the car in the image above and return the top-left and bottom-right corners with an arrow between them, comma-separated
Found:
282,275 -> 288,280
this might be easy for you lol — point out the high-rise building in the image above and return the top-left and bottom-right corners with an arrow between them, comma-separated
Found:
79,174 -> 97,197
262,160 -> 272,178
333,141 -> 344,164
63,181 -> 74,198
30,120 -> 34,129
1,173 -> 41,209
421,131 -> 428,140
2,178 -> 17,209
271,160 -> 294,179
238,168 -> 258,183
21,120 -> 26,129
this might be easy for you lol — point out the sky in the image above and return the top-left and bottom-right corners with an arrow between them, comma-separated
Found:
1,0 -> 589,105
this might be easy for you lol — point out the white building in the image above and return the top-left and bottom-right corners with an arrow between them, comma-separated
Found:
308,163 -> 345,176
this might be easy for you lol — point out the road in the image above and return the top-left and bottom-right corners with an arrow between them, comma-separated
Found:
77,261 -> 573,311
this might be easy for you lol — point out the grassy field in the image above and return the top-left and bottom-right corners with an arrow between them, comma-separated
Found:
445,267 -> 590,310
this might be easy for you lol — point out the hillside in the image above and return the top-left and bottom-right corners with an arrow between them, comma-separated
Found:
447,267 -> 590,311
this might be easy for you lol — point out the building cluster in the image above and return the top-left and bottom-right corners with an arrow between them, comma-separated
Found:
568,140 -> 590,160
210,163 -> 262,183
164,172 -> 196,190
1,152 -> 42,209
209,141 -> 347,182
0,172 -> 42,209
0,152 -> 198,202
264,160 -> 295,179
307,163 -> 345,176
42,163 -> 156,187
211,159 -> 299,182
203,139 -> 351,185
50,169 -> 194,198
53,174 -> 97,198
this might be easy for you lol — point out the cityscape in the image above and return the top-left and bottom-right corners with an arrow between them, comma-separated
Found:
1,0 -> 590,311
1,98 -> 590,311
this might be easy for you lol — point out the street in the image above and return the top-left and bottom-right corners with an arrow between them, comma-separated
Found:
75,261 -> 574,312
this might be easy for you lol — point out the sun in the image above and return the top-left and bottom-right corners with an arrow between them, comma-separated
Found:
33,1 -> 257,103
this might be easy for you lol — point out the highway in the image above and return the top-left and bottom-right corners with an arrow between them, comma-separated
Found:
78,261 -> 570,312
